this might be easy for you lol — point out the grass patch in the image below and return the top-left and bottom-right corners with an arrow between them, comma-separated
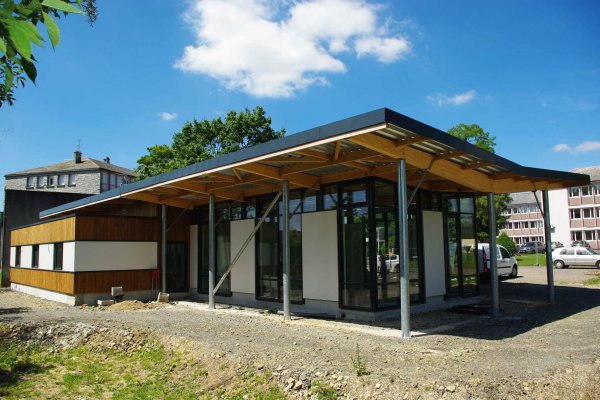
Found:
311,380 -> 338,399
0,332 -> 284,400
584,273 -> 600,286
515,253 -> 547,266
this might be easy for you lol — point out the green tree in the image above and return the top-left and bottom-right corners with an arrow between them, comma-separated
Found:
448,123 -> 496,153
0,0 -> 97,107
136,107 -> 285,180
448,123 -> 509,241
497,232 -> 517,255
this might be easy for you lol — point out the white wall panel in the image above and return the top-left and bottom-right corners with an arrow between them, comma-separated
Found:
423,211 -> 446,298
230,219 -> 255,294
9,247 -> 15,266
302,210 -> 338,302
189,225 -> 198,292
63,242 -> 75,272
74,241 -> 157,271
21,246 -> 32,268
549,189 -> 570,245
38,244 -> 54,270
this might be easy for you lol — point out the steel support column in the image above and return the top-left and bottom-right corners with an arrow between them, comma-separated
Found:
208,194 -> 215,310
397,159 -> 411,338
282,181 -> 291,321
487,193 -> 500,316
161,205 -> 167,294
543,190 -> 555,303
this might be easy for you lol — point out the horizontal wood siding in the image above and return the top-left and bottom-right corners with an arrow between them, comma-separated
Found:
11,217 -> 76,245
75,216 -> 159,241
10,268 -> 75,294
74,270 -> 154,294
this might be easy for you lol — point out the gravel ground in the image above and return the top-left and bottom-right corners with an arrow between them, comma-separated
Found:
1,267 -> 600,399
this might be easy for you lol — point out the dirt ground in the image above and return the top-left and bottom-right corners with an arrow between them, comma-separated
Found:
1,265 -> 600,399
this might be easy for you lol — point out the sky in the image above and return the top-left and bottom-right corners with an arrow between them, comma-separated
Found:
1,0 -> 599,207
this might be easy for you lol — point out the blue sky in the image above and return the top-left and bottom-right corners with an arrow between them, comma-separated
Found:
1,0 -> 599,206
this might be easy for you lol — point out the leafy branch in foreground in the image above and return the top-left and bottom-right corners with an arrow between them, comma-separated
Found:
0,0 -> 97,107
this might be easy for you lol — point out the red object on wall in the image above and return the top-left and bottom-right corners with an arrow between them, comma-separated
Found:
150,269 -> 160,280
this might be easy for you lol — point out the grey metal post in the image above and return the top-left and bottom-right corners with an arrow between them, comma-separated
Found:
487,193 -> 500,317
161,205 -> 167,293
208,194 -> 216,310
397,159 -> 411,338
542,190 -> 555,303
282,181 -> 291,321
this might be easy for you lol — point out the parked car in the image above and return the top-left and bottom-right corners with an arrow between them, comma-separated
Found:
571,240 -> 592,249
477,244 -> 518,278
376,254 -> 399,272
551,241 -> 564,250
552,247 -> 600,269
518,241 -> 546,254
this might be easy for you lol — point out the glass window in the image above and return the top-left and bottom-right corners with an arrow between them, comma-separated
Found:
581,186 -> 591,196
26,176 -> 34,188
500,247 -> 510,259
57,174 -> 66,187
576,248 -> 588,255
101,172 -> 110,191
571,209 -> 581,219
572,231 -> 583,241
53,243 -> 63,270
110,173 -> 117,188
47,175 -> 55,187
14,246 -> 21,267
36,176 -> 44,187
594,184 -> 600,196
303,189 -> 317,212
32,245 -> 39,268
341,207 -> 370,308
68,174 -> 77,186
244,198 -> 256,219
584,231 -> 594,241
569,187 -> 580,197
322,184 -> 338,210
256,195 -> 303,302
341,182 -> 367,205
583,208 -> 593,219
460,198 -> 474,214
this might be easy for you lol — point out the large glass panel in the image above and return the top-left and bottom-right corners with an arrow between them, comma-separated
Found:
446,214 -> 459,295
408,204 -> 421,302
288,214 -> 303,302
166,242 -> 187,292
257,207 -> 279,300
460,214 -> 477,294
341,207 -> 371,308
215,216 -> 231,295
376,207 -> 399,308
322,184 -> 338,210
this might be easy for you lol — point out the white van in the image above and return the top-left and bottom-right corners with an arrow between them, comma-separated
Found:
477,244 -> 518,278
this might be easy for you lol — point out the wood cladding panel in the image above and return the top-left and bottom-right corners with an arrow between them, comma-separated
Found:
75,216 -> 159,241
74,270 -> 154,294
10,268 -> 75,294
11,217 -> 76,245
166,207 -> 191,242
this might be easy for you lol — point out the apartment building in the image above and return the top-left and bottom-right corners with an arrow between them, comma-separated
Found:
501,191 -> 545,246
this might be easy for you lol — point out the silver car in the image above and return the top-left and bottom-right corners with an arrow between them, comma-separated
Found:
552,247 -> 600,269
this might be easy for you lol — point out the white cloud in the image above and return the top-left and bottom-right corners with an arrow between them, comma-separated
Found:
175,0 -> 411,98
158,112 -> 178,121
553,141 -> 600,154
426,89 -> 477,106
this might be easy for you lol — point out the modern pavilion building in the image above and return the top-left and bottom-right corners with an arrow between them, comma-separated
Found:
7,109 -> 589,333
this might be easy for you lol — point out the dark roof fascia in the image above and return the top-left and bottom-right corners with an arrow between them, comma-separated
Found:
40,108 -> 590,218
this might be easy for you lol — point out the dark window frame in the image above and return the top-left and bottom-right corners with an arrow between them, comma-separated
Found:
32,244 -> 40,268
53,243 -> 63,270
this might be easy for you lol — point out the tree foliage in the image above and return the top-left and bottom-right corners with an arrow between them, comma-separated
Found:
0,0 -> 97,107
497,232 -> 517,255
136,107 -> 286,180
448,123 -> 496,153
448,123 -> 508,241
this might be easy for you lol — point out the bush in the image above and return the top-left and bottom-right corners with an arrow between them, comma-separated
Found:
497,232 -> 517,254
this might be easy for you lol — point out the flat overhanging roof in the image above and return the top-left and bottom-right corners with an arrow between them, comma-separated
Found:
40,108 -> 590,218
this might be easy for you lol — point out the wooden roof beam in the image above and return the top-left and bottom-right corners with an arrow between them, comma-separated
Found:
434,151 -> 466,161
235,163 -> 320,189
394,136 -> 428,148
461,161 -> 497,170
168,181 -> 242,201
124,192 -> 192,209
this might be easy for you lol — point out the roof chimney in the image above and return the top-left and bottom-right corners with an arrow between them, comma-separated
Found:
103,156 -> 110,164
74,150 -> 82,164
